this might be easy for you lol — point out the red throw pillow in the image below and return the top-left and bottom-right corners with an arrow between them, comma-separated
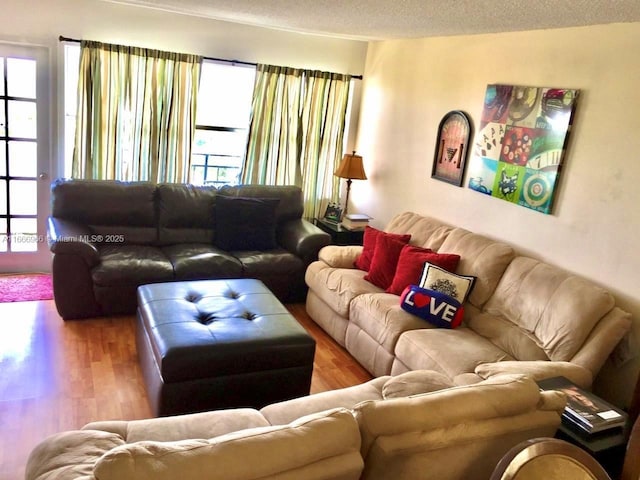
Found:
364,234 -> 410,289
386,245 -> 461,295
355,226 -> 411,272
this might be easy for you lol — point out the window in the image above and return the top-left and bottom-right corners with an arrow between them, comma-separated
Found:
63,46 -> 255,186
1,55 -> 38,252
191,61 -> 255,186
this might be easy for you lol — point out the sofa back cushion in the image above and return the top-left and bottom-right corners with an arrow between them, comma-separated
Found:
480,256 -> 616,362
93,408 -> 363,480
384,212 -> 453,251
50,179 -> 157,244
355,374 -> 564,480
156,184 -> 217,245
438,228 -> 515,309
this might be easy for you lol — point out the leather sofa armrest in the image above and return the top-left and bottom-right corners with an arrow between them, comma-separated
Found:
474,361 -> 594,389
277,219 -> 331,264
47,217 -> 100,267
318,245 -> 363,268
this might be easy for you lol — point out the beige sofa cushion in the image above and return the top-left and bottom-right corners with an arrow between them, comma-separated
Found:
466,311 -> 550,362
261,376 -> 388,425
438,227 -> 516,309
393,327 -> 513,378
382,370 -> 454,399
355,374 -> 565,480
475,360 -> 594,388
349,292 -> 432,353
384,211 -> 453,250
83,408 -> 270,443
93,408 -> 364,480
482,256 -> 615,362
26,430 -> 124,480
305,261 -> 379,318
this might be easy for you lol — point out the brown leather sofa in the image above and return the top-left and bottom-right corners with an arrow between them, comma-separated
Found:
47,179 -> 331,319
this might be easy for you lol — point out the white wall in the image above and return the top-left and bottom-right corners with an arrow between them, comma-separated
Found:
2,0 -> 368,178
354,22 -> 640,407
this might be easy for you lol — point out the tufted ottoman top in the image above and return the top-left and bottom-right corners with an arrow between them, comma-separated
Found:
137,279 -> 315,384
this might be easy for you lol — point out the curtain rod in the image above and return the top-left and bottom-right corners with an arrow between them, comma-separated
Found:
59,36 -> 363,80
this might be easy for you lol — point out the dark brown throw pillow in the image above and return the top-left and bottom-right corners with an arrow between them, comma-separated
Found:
214,195 -> 280,251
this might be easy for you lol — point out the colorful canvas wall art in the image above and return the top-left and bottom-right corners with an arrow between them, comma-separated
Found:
466,84 -> 578,214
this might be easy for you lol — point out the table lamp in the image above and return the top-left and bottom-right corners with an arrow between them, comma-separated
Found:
334,151 -> 367,216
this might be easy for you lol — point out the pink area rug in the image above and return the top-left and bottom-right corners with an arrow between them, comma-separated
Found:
0,273 -> 53,303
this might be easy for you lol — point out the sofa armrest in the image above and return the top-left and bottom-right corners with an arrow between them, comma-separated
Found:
474,361 -> 594,389
277,219 -> 331,264
318,245 -> 363,268
47,217 -> 100,267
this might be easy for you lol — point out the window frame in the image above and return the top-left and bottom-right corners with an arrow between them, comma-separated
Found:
190,60 -> 256,187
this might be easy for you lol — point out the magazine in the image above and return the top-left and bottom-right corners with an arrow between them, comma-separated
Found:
538,376 -> 627,434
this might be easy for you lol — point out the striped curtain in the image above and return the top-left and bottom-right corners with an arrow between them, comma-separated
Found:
72,40 -> 202,183
242,65 -> 303,186
299,71 -> 351,219
242,64 -> 352,219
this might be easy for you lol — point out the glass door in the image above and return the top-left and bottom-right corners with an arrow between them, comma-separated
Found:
0,44 -> 51,272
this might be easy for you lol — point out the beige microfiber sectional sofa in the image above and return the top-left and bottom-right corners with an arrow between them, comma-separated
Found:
305,211 -> 632,388
27,374 -> 565,480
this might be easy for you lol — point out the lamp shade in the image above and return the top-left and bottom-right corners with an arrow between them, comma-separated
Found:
335,151 -> 367,180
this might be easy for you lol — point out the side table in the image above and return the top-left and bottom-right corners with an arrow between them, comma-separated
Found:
555,422 -> 628,479
314,218 -> 364,246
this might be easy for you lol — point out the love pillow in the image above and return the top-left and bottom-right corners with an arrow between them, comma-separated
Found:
400,284 -> 465,329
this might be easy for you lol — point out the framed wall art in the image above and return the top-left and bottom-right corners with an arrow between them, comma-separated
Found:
465,84 -> 579,214
431,110 -> 472,186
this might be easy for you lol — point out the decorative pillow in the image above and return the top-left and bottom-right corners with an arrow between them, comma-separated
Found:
386,245 -> 461,295
214,196 -> 280,251
354,226 -> 411,272
419,262 -> 476,304
382,370 -> 455,399
400,284 -> 465,329
364,234 -> 409,289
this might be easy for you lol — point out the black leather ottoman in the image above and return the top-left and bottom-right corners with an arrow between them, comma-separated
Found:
136,279 -> 316,416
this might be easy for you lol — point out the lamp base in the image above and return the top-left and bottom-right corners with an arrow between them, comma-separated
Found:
343,178 -> 353,218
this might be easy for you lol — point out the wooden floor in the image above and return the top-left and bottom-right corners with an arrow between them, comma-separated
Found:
0,300 -> 371,480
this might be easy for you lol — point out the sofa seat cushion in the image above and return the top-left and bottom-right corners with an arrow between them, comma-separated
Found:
305,261 -> 380,317
349,293 -> 431,353
233,249 -> 304,276
92,245 -> 174,286
161,244 -> 242,280
394,327 -> 514,378
93,408 -> 364,480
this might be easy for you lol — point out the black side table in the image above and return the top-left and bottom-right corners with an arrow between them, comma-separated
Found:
556,418 -> 629,478
314,218 -> 364,246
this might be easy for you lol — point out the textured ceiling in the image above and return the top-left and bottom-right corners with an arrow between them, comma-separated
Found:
102,0 -> 640,40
